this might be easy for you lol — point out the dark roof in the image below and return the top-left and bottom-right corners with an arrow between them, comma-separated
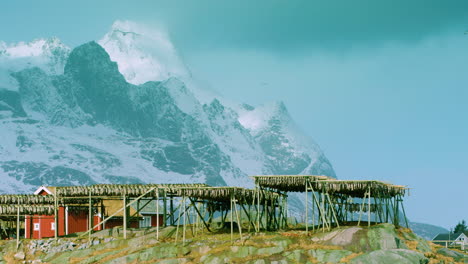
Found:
432,232 -> 467,241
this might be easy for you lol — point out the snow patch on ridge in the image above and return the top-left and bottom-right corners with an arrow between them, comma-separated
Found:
238,101 -> 288,133
0,38 -> 70,90
0,118 -> 202,194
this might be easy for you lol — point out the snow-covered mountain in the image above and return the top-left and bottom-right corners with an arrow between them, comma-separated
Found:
0,20 -> 335,195
0,37 -> 70,91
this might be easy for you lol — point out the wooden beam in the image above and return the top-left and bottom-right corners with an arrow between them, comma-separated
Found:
79,187 -> 157,238
188,197 -> 211,232
325,193 -> 339,228
239,202 -> 256,231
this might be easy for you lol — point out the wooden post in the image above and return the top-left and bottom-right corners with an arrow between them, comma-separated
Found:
357,192 -> 367,226
175,197 -> 183,244
246,203 -> 252,233
400,195 -> 409,228
88,190 -> 92,242
305,178 -> 308,233
156,188 -> 160,240
383,198 -> 388,223
123,190 -> 127,239
233,197 -> 243,242
101,200 -> 105,230
163,189 -> 167,227
309,185 -> 327,231
189,204 -> 195,236
54,192 -> 58,240
170,196 -> 174,225
321,192 -> 326,231
250,191 -> 256,232
16,200 -> 20,250
388,198 -> 395,225
263,188 -> 268,231
256,186 -> 260,232
240,202 -> 254,232
368,188 -> 371,227
393,196 -> 399,227
283,195 -> 288,229
188,198 -> 212,232
312,184 -> 315,231
230,192 -> 234,244
79,187 -> 156,238
195,202 -> 200,235
326,194 -> 340,228
182,196 -> 187,245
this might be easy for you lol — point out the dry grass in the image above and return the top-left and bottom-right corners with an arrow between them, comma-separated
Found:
405,240 -> 419,251
339,252 -> 363,263
425,251 -> 462,264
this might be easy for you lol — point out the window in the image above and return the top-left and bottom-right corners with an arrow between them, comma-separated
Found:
139,215 -> 152,228
51,222 -> 55,230
33,223 -> 40,231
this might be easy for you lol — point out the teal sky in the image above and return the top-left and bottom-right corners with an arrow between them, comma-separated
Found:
1,0 -> 467,229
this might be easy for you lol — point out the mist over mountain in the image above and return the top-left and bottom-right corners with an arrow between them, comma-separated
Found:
0,21 -> 335,195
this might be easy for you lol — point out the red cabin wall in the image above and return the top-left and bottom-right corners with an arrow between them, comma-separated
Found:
104,219 -> 139,229
94,215 -> 102,231
150,215 -> 164,227
58,207 -> 65,236
25,206 -> 66,239
67,210 -> 88,234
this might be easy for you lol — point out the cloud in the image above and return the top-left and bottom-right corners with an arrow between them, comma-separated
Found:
142,0 -> 468,52
2,0 -> 467,53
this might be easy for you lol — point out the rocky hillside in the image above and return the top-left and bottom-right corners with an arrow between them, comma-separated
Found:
1,224 -> 466,263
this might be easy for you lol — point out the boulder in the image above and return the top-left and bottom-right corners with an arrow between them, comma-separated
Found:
13,251 -> 25,260
308,249 -> 353,263
436,247 -> 467,262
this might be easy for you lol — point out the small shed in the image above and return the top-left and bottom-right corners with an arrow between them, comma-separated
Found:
432,232 -> 468,247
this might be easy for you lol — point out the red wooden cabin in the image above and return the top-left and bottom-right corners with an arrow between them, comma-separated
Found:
25,186 -> 163,239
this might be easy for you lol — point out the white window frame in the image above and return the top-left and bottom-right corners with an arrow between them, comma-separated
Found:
33,223 -> 40,231
51,222 -> 55,230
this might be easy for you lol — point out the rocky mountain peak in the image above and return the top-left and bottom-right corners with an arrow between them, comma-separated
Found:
65,41 -> 125,83
98,20 -> 190,85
